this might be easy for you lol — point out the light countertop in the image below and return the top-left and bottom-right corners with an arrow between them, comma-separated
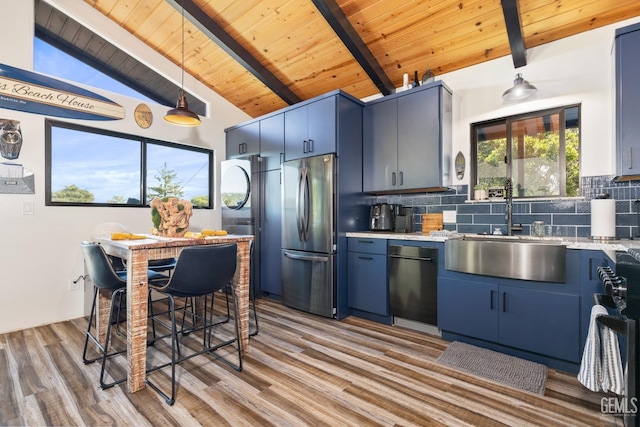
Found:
345,231 -> 640,252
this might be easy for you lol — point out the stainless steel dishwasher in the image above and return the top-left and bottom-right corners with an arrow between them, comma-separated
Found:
389,245 -> 438,326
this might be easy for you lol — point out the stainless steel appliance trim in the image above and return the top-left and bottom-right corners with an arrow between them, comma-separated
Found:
444,237 -> 566,283
283,250 -> 329,262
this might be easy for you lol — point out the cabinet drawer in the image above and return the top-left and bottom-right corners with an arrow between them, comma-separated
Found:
348,252 -> 388,315
348,238 -> 387,254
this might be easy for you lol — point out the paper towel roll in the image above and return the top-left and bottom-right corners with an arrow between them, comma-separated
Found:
591,199 -> 616,238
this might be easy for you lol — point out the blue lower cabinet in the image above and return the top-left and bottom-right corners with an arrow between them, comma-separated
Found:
438,278 -> 498,342
347,252 -> 388,315
438,277 -> 581,363
499,285 -> 580,362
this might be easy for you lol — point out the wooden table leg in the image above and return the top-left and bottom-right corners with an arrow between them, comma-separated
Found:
127,249 -> 149,393
236,240 -> 250,350
96,289 -> 112,345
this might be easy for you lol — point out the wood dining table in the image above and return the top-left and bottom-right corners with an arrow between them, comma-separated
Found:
91,233 -> 253,393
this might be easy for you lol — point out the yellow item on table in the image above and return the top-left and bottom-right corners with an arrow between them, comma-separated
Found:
201,229 -> 227,237
111,233 -> 147,240
184,231 -> 202,238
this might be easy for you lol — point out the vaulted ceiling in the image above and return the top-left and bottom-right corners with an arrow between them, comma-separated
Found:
75,0 -> 640,118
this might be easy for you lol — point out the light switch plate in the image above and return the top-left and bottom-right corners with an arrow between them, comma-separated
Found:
23,201 -> 34,215
443,210 -> 456,224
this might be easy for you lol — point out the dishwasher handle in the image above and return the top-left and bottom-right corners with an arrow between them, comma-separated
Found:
388,254 -> 435,262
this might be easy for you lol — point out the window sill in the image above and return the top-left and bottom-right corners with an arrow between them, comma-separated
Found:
465,196 -> 585,204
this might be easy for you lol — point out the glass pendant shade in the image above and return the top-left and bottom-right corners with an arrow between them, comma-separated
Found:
502,73 -> 537,101
164,90 -> 201,126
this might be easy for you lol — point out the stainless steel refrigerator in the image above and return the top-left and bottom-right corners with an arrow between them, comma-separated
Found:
281,154 -> 335,318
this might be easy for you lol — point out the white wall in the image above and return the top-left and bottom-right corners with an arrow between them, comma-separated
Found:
0,0 -> 249,334
1,1 -> 639,334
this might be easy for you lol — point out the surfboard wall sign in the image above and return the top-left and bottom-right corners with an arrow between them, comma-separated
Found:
0,63 -> 125,121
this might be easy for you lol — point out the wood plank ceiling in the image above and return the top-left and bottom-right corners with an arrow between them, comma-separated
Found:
84,0 -> 640,119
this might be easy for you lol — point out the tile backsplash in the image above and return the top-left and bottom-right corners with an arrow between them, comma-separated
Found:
371,176 -> 640,239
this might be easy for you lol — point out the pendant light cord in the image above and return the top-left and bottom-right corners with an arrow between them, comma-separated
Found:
180,0 -> 185,93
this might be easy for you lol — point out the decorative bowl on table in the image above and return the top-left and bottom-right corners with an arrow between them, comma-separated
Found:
150,197 -> 193,237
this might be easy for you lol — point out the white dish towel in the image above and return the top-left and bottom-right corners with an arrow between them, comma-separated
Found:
601,316 -> 625,395
577,304 -> 625,395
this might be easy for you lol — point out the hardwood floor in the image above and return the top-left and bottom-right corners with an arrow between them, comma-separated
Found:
0,298 -> 623,426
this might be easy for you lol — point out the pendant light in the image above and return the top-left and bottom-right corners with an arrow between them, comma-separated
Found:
164,0 -> 201,126
502,73 -> 538,101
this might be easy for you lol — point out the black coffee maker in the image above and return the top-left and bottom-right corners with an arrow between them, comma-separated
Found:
369,203 -> 394,231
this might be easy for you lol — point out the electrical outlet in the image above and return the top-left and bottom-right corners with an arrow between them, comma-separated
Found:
443,210 -> 457,224
69,278 -> 81,291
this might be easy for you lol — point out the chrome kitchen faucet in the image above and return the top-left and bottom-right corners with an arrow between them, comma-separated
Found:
505,178 -> 522,236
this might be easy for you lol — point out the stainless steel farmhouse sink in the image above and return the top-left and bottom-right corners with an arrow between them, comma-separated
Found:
444,234 -> 567,283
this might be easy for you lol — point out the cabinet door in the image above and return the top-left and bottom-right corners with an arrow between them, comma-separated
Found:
397,87 -> 439,189
284,105 -> 308,161
348,252 -> 388,315
259,169 -> 282,296
437,277 -> 499,342
307,96 -> 336,157
226,121 -> 260,158
579,250 -> 609,353
499,286 -> 580,362
363,100 -> 398,192
616,26 -> 640,176
260,113 -> 284,171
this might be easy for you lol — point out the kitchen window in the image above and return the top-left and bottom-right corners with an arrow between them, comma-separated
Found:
44,120 -> 213,208
471,105 -> 580,199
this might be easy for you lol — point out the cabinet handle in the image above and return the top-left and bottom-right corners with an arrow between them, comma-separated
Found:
629,147 -> 633,170
308,139 -> 314,152
358,239 -> 374,244
392,172 -> 396,186
589,257 -> 593,281
280,153 -> 284,164
399,171 -> 404,186
358,256 -> 374,260
303,140 -> 308,153
502,292 -> 506,312
490,290 -> 494,310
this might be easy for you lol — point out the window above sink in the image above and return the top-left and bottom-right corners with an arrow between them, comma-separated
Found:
471,105 -> 581,201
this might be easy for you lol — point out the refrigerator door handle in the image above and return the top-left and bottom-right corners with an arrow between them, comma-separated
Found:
283,250 -> 329,262
296,167 -> 304,241
302,165 -> 310,241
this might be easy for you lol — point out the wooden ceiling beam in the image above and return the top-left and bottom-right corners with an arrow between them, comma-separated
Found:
501,0 -> 527,68
167,0 -> 302,105
311,0 -> 395,96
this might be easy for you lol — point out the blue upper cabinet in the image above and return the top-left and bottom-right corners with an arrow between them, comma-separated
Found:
226,121 -> 260,159
260,113 -> 284,171
284,95 -> 336,160
363,82 -> 452,193
615,22 -> 640,179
